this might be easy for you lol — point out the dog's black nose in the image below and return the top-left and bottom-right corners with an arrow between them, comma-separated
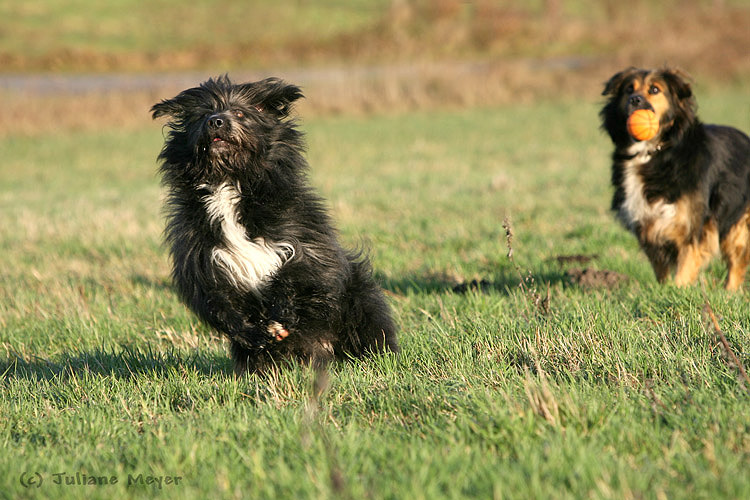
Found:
208,114 -> 226,130
629,94 -> 645,107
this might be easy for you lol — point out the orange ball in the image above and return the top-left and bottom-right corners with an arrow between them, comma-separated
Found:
627,109 -> 659,141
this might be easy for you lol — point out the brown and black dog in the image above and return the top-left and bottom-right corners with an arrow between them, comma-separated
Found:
601,67 -> 750,290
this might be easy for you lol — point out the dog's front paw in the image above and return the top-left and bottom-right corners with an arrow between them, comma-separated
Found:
268,321 -> 290,342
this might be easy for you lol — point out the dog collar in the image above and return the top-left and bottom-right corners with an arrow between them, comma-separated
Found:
616,141 -> 664,161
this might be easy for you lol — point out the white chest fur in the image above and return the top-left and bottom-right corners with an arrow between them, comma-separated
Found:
201,182 -> 294,294
617,143 -> 676,234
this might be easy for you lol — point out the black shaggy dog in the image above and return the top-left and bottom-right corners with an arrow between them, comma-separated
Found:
152,76 -> 398,374
600,67 -> 750,290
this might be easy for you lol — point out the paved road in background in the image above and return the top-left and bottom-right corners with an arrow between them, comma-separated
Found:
0,58 -> 594,95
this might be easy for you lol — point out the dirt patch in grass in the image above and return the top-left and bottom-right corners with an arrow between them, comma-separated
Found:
564,267 -> 629,289
554,254 -> 630,289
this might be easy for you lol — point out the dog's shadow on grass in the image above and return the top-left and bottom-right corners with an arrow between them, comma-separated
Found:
378,254 -> 629,296
1,345 -> 232,382
378,269 -> 571,296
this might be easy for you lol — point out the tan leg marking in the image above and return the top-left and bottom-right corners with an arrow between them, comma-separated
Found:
673,220 -> 719,287
721,210 -> 750,291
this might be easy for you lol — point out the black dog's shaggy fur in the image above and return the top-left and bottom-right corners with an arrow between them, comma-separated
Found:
600,67 -> 750,290
152,76 -> 398,374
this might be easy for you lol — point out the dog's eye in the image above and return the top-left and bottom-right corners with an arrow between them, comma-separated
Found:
648,85 -> 660,95
625,84 -> 634,94
234,110 -> 244,118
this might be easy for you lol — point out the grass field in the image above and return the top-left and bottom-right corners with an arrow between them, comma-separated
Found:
2,87 -> 750,499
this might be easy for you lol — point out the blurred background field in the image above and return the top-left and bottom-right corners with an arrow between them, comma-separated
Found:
1,0 -> 749,135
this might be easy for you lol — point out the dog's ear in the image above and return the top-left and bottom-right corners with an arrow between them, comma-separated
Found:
660,68 -> 693,101
247,78 -> 304,118
660,67 -> 696,121
151,82 -> 214,121
151,99 -> 183,120
602,67 -> 639,97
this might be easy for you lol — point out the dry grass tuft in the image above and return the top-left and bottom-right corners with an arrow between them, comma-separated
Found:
703,299 -> 750,393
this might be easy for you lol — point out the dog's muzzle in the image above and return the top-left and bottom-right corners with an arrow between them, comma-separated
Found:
628,94 -> 653,114
205,112 -> 236,148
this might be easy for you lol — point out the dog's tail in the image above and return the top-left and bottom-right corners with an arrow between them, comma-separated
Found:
341,252 -> 400,356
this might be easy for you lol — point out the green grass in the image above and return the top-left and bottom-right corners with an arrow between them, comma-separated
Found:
0,0 -> 389,56
2,90 -> 750,500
